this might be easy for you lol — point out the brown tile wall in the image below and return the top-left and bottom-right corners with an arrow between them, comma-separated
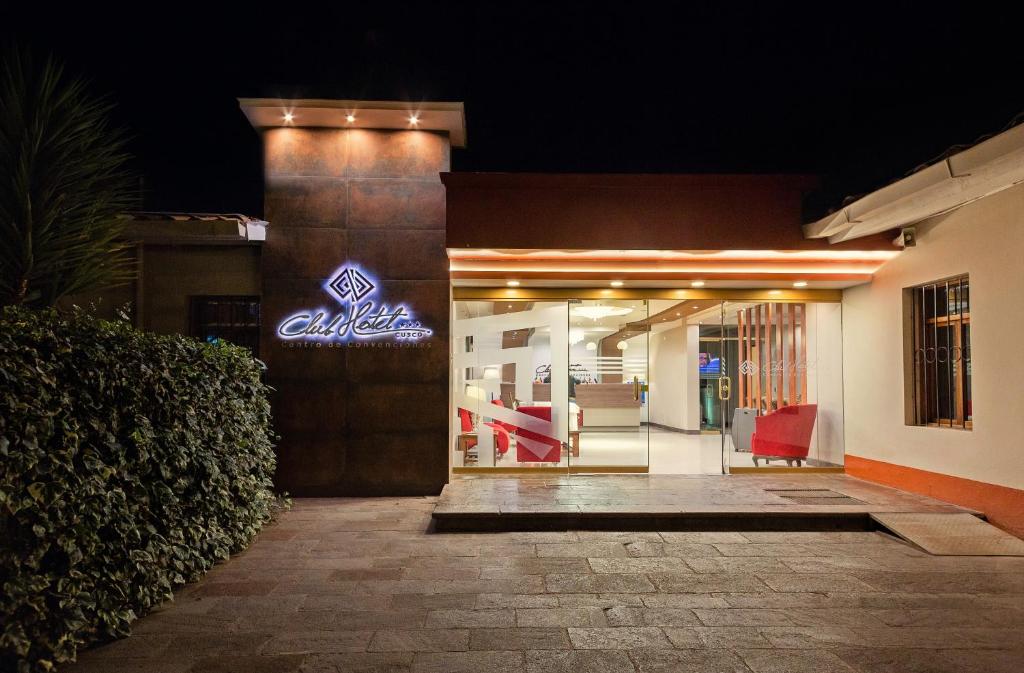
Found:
260,127 -> 450,496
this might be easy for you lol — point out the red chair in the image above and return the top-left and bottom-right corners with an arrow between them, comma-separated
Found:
486,400 -> 511,455
514,405 -> 561,463
458,406 -> 510,457
751,404 -> 817,467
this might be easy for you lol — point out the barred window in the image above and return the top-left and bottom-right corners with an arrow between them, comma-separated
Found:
906,275 -> 971,429
189,296 -> 261,357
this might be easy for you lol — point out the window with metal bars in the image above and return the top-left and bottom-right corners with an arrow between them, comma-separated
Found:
906,275 -> 971,429
189,296 -> 261,357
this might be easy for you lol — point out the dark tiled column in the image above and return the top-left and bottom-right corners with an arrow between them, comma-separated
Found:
260,128 -> 449,496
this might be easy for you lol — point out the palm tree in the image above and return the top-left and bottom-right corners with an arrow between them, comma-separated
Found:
0,48 -> 136,308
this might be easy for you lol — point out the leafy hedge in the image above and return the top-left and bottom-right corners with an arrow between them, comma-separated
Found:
0,307 -> 279,673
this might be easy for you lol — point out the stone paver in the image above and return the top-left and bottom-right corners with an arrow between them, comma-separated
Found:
433,474 -> 980,530
63,497 -> 1024,673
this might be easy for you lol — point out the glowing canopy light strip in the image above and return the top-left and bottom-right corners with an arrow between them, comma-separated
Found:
276,264 -> 432,341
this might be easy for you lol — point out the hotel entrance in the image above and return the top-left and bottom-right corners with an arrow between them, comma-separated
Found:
451,290 -> 845,475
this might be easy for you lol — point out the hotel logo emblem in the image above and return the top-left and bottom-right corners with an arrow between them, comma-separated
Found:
738,359 -> 758,374
327,267 -> 375,304
276,263 -> 432,343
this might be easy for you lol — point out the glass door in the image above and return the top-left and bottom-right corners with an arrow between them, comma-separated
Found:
568,299 -> 649,472
717,302 -> 736,473
451,300 -> 570,473
722,299 -> 845,470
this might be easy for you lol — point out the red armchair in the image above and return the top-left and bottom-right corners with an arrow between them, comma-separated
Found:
514,405 -> 562,463
486,400 -> 511,455
457,405 -> 510,458
751,404 -> 817,467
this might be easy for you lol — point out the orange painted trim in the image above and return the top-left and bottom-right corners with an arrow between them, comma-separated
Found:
846,455 -> 1024,538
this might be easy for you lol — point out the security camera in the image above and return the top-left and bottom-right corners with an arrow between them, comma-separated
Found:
894,227 -> 916,248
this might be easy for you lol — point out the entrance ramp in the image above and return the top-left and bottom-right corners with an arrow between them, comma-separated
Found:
432,474 -> 979,533
871,512 -> 1024,556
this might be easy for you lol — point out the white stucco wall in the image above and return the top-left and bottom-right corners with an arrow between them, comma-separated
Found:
649,324 -> 689,430
805,302 -> 846,465
842,181 -> 1024,490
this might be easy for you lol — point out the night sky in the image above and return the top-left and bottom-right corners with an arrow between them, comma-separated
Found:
4,3 -> 1022,220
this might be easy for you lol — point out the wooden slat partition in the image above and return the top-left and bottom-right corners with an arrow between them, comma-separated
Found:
735,302 -> 808,412
799,303 -> 808,404
754,304 -> 762,412
770,303 -> 774,409
788,304 -> 797,404
775,303 -> 784,407
741,307 -> 749,407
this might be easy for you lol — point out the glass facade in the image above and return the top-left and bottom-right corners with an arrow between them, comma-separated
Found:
452,295 -> 845,474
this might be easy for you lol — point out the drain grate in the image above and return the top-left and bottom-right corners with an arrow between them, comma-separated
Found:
765,488 -> 865,505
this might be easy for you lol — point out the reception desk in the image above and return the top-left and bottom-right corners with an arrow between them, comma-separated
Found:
574,383 -> 642,430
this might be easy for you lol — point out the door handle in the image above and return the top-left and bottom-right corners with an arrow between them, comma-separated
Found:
718,376 -> 731,401
633,376 -> 640,401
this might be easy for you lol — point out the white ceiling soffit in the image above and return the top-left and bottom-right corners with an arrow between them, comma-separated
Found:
804,122 -> 1024,243
238,98 -> 467,147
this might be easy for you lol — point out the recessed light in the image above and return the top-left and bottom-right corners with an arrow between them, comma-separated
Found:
409,114 -> 420,125
346,114 -> 356,123
769,290 -> 782,295
792,280 -> 808,288
610,280 -> 624,287
506,280 -> 520,287
691,280 -> 705,288
282,112 -> 294,123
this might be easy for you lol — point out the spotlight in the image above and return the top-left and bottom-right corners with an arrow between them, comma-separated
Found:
409,114 -> 420,125
792,280 -> 808,288
346,114 -> 356,123
506,280 -> 520,287
691,280 -> 705,288
610,280 -> 624,287
282,112 -> 294,123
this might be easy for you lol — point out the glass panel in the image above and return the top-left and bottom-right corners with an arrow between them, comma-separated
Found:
569,299 -> 648,472
451,300 -> 570,471
723,300 -> 844,469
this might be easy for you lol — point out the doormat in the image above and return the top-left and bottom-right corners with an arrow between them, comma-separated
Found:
766,488 -> 865,505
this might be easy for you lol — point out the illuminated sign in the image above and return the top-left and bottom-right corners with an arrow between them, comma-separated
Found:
277,264 -> 432,342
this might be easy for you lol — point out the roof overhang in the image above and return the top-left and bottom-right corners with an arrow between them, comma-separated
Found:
805,122 -> 1024,243
119,213 -> 266,245
238,98 -> 466,147
447,248 -> 900,289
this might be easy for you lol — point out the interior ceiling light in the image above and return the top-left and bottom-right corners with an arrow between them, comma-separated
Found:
793,280 -> 808,287
506,280 -> 520,287
571,305 -> 633,320
616,340 -> 629,351
585,341 -> 598,351
610,280 -> 624,287
691,280 -> 705,287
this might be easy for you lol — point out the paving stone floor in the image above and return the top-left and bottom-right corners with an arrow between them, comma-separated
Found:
64,496 -> 1024,673
434,474 -> 977,517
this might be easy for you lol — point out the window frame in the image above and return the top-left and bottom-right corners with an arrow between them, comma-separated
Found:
903,274 -> 972,430
188,295 -> 262,357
